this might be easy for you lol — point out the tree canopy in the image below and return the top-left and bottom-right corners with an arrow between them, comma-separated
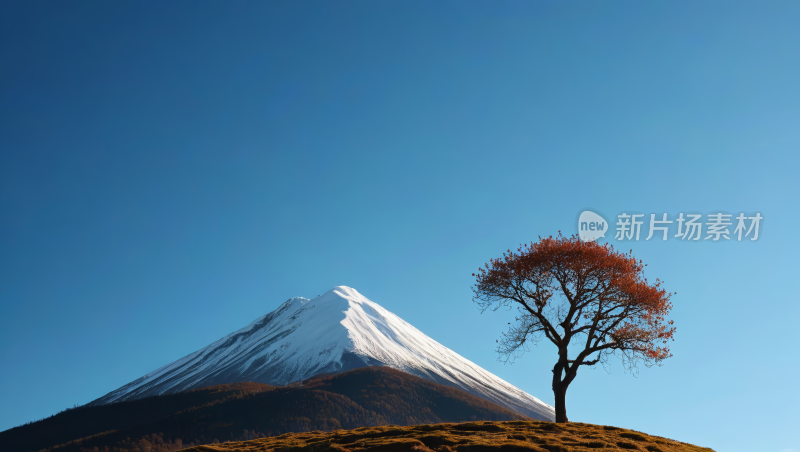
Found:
473,234 -> 675,423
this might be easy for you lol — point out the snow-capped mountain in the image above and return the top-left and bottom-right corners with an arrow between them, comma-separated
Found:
90,286 -> 554,421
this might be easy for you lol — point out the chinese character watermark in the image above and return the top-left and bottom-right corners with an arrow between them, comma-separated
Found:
577,210 -> 763,242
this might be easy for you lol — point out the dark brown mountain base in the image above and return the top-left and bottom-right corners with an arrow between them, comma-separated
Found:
1,367 -> 527,452
184,421 -> 715,452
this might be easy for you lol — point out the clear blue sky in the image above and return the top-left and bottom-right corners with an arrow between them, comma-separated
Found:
1,2 -> 798,451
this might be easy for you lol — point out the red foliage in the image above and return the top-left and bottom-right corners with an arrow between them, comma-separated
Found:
472,233 -> 675,422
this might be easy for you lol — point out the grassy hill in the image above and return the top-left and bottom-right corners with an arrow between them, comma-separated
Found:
184,420 -> 715,452
0,367 -> 527,452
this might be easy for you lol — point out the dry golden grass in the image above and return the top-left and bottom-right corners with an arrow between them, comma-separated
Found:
180,420 -> 714,452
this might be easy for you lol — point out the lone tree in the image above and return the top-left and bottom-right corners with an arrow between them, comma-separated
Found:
472,234 -> 675,423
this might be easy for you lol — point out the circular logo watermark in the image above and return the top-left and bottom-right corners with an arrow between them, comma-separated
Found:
577,210 -> 608,242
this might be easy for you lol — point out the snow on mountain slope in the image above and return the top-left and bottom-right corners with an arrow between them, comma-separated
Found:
90,286 -> 555,421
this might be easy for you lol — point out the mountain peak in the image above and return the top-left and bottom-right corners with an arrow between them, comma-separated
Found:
314,286 -> 369,304
321,285 -> 362,297
90,288 -> 554,421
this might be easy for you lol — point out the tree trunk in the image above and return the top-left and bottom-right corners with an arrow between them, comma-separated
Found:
552,349 -> 578,423
553,383 -> 568,423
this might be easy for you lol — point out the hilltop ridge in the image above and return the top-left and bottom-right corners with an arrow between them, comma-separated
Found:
183,419 -> 715,452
